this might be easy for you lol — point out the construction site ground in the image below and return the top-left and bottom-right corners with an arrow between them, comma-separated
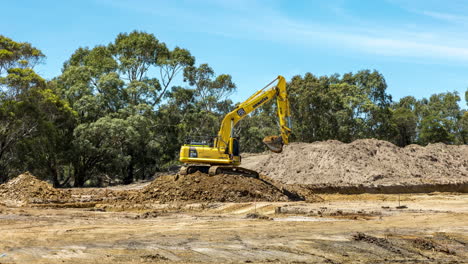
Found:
0,139 -> 467,263
0,192 -> 467,264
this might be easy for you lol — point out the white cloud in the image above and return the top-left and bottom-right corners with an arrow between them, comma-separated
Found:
421,10 -> 468,24
101,0 -> 468,62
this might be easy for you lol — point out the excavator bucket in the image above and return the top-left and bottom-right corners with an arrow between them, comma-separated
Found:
262,135 -> 284,153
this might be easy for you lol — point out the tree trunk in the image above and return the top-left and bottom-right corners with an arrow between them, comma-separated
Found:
124,164 -> 134,185
51,166 -> 59,188
0,174 -> 6,184
74,166 -> 86,187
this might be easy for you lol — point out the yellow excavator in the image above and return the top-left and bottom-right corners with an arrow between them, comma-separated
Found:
179,75 -> 291,177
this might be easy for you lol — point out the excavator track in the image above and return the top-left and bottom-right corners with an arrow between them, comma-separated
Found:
179,165 -> 259,178
179,165 -> 209,175
208,165 -> 259,178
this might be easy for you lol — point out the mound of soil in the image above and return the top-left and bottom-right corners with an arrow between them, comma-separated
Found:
0,172 -> 71,205
243,139 -> 468,187
140,172 -> 291,203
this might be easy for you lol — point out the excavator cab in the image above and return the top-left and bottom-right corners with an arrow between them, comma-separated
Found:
230,137 -> 240,156
184,136 -> 214,148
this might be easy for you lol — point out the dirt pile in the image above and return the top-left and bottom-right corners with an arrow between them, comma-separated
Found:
243,139 -> 468,187
0,171 -> 297,207
0,172 -> 71,205
140,171 -> 291,202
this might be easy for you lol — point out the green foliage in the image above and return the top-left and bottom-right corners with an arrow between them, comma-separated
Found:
0,86 -> 76,184
460,111 -> 468,144
0,33 -> 466,187
0,36 -> 60,183
0,35 -> 45,75
282,71 -> 394,144
183,63 -> 236,112
110,30 -> 169,80
391,107 -> 417,146
419,115 -> 454,144
54,32 -> 196,185
72,116 -> 138,186
465,88 -> 468,105
415,92 -> 463,144
0,68 -> 46,98
0,35 -> 46,99
14,88 -> 76,185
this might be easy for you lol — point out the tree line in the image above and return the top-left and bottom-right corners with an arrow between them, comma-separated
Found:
1,32 -> 467,186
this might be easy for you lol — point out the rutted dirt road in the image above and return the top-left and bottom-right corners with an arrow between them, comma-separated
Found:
1,193 -> 467,263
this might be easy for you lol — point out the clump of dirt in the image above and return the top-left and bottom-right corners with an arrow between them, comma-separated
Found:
243,139 -> 468,187
140,254 -> 169,262
0,172 -> 71,205
140,171 -> 291,203
135,210 -> 160,219
353,232 -> 401,254
412,238 -> 455,255
245,212 -> 271,220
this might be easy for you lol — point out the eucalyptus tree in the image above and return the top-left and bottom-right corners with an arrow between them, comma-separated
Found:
57,31 -> 196,185
0,35 -> 74,184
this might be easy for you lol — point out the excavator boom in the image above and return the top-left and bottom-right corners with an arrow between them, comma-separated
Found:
215,75 -> 291,152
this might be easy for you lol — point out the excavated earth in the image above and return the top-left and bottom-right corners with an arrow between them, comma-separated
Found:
0,172 -> 71,206
138,171 -> 292,203
242,139 -> 468,193
0,172 -> 295,207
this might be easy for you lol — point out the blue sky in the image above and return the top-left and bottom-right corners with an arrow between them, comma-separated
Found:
2,0 -> 468,106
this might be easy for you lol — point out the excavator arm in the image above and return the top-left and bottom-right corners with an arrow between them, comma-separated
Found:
215,75 -> 291,153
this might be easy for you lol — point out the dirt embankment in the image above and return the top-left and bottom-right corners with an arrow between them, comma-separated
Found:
0,172 -> 71,206
243,139 -> 468,192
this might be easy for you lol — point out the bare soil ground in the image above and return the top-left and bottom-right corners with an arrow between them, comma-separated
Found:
1,140 -> 467,263
0,193 -> 466,263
